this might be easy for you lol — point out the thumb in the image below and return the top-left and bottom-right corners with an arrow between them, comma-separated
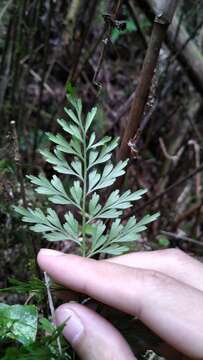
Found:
55,303 -> 136,360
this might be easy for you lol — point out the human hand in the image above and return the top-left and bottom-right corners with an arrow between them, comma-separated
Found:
38,249 -> 203,360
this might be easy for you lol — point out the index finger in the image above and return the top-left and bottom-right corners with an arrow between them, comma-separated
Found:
38,249 -> 203,359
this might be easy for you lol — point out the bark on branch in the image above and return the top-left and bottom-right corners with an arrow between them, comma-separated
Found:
116,0 -> 178,189
141,0 -> 203,95
150,0 -> 178,24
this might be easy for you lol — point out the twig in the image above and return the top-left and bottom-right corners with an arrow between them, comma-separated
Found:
125,163 -> 203,217
171,19 -> 203,64
188,139 -> 201,237
159,137 -> 184,165
188,140 -> 201,199
78,27 -> 106,76
0,0 -> 12,23
93,0 -> 122,85
29,69 -> 54,96
10,121 -> 26,207
44,272 -> 62,355
174,202 -> 202,226
160,230 -> 203,247
186,115 -> 202,144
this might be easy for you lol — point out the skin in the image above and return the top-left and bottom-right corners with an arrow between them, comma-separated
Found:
37,248 -> 203,360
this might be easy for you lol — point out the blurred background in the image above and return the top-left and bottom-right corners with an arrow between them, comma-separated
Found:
0,0 -> 203,334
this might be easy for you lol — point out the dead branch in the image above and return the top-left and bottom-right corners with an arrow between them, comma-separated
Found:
141,0 -> 203,95
160,230 -> 203,247
116,0 -> 178,189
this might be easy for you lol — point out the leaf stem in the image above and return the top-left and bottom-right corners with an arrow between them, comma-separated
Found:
81,127 -> 87,256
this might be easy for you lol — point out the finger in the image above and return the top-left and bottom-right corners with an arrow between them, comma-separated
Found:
55,303 -> 135,360
106,249 -> 203,291
38,249 -> 203,359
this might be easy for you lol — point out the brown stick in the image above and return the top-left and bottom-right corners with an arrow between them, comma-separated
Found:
116,21 -> 168,190
119,21 -> 168,159
160,230 -> 203,248
118,0 -> 178,165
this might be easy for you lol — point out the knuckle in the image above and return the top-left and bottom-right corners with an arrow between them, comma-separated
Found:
165,248 -> 187,262
160,248 -> 187,263
145,269 -> 166,283
142,269 -> 173,292
134,269 -> 170,318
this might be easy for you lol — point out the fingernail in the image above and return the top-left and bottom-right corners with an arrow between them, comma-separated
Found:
39,249 -> 63,257
55,306 -> 84,344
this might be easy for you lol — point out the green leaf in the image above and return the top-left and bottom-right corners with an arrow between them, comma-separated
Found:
44,232 -> 69,241
99,209 -> 122,219
46,132 -> 79,157
88,150 -> 99,168
90,222 -> 106,250
71,159 -> 82,178
15,207 -> 75,243
100,245 -> 129,255
88,138 -> 119,168
68,95 -> 82,119
85,107 -> 97,132
0,278 -> 45,300
57,118 -> 82,142
70,181 -> 82,206
88,169 -> 101,193
70,138 -> 83,158
30,224 -> 53,232
108,218 -> 123,241
66,81 -> 75,96
0,304 -> 38,345
91,136 -> 112,149
27,174 -> 72,205
158,235 -> 170,247
15,207 -> 47,224
88,192 -> 101,216
63,211 -> 80,243
64,107 -> 80,126
96,189 -> 147,219
40,149 -> 81,177
46,208 -> 62,228
89,159 -> 128,192
87,132 -> 96,149
136,212 -> 160,227
39,318 -> 55,334
50,175 -> 66,194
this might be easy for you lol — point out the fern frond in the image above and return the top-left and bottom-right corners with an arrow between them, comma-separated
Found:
15,96 -> 159,257
14,207 -> 80,244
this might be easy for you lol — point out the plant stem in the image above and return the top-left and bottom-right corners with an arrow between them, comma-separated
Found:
82,129 -> 87,256
44,272 -> 62,355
